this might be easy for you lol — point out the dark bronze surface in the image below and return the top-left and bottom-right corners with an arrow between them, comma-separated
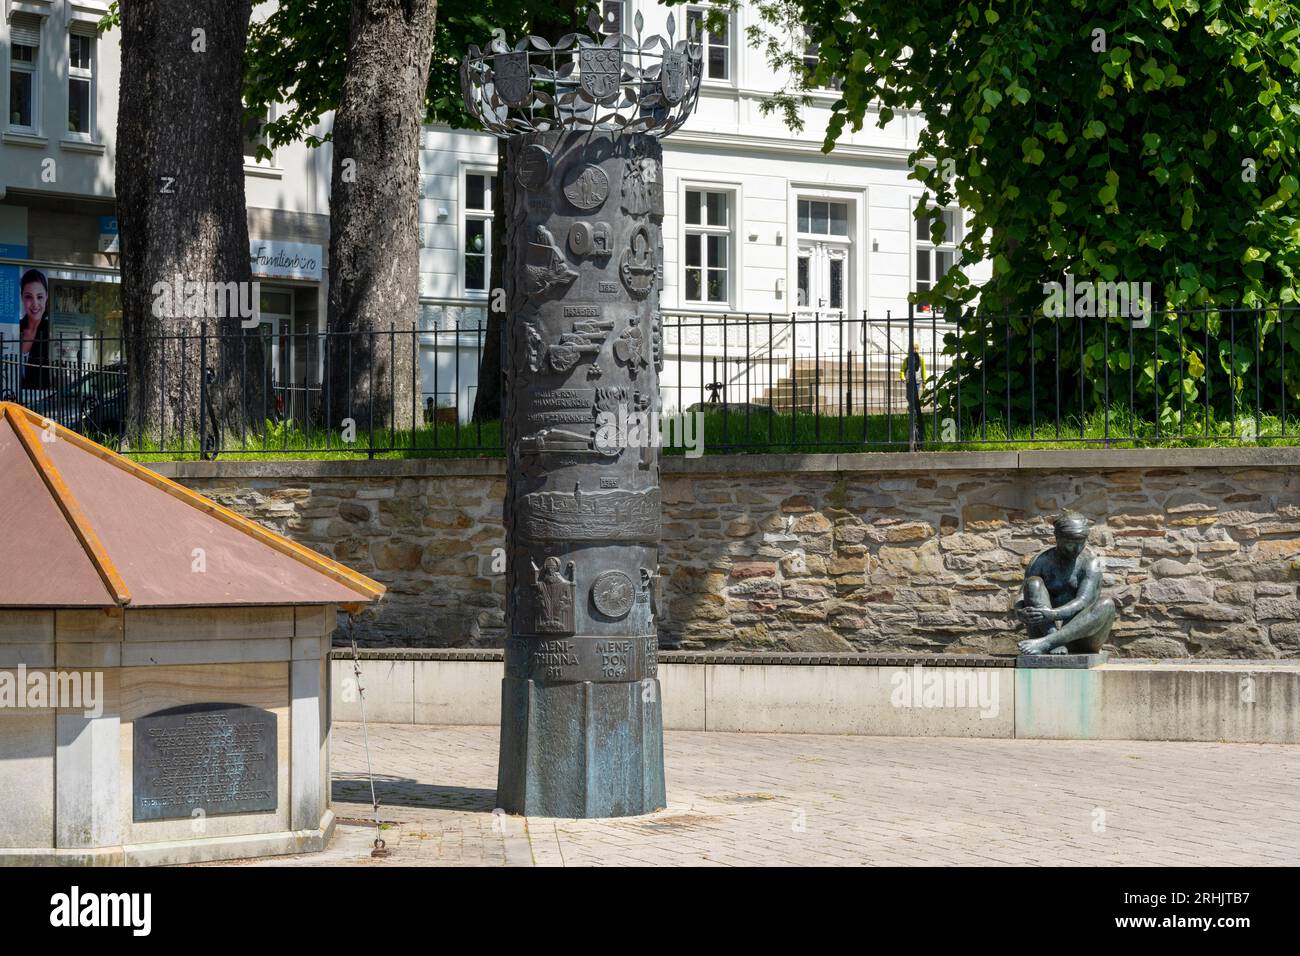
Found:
503,131 -> 666,659
133,702 -> 277,822
504,634 -> 658,683
465,10 -> 701,817
1014,511 -> 1118,656
460,10 -> 702,138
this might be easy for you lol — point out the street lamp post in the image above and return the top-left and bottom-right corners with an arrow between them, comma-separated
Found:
462,9 -> 702,817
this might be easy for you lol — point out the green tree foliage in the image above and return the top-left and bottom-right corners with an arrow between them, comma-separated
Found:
755,0 -> 1300,433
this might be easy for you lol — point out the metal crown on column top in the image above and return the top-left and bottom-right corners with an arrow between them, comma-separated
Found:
460,7 -> 703,138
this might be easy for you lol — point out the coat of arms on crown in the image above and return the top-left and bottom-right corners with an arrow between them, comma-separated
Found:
461,6 -> 703,138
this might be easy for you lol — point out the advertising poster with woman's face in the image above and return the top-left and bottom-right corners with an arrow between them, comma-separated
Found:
15,268 -> 51,390
0,264 -> 19,345
21,270 -> 47,327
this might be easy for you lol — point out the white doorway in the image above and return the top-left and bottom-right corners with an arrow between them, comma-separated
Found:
257,288 -> 295,419
796,241 -> 849,315
789,194 -> 859,416
793,196 -> 854,356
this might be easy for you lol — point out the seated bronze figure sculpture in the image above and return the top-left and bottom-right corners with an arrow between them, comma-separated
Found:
1015,511 -> 1116,656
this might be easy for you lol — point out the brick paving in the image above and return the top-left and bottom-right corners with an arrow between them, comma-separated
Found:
252,723 -> 1300,866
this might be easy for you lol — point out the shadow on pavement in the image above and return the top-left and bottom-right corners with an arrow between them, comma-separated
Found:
333,774 -> 498,812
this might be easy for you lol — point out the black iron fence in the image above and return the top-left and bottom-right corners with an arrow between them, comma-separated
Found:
1,337 -> 127,438
3,304 -> 1297,457
664,304 -> 1300,451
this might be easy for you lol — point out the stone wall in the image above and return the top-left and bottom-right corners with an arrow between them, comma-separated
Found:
156,448 -> 1300,659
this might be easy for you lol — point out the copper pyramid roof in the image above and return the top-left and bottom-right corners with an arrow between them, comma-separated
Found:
0,402 -> 385,609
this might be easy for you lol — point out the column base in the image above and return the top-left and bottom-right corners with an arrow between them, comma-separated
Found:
496,677 -> 666,818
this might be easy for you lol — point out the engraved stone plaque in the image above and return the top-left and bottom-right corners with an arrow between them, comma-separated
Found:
133,703 -> 277,822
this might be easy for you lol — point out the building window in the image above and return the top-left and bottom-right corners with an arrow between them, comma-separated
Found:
242,106 -> 271,164
801,28 -> 842,91
68,30 -> 95,136
464,171 -> 495,293
8,14 -> 41,131
599,0 -> 626,35
797,199 -> 849,237
915,207 -> 959,312
684,188 -> 730,304
687,7 -> 729,82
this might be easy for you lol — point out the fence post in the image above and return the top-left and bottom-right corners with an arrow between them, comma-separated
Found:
907,303 -> 917,452
412,320 -> 418,452
368,328 -> 376,460
886,310 -> 893,443
846,348 -> 853,419
76,331 -> 85,432
951,304 -> 962,445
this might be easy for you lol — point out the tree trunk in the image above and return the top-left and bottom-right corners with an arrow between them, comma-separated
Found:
117,0 -> 262,453
326,0 -> 438,437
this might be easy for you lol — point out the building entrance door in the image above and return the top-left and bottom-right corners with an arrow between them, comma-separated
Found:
794,239 -> 849,355
796,241 -> 848,314
256,289 -> 294,419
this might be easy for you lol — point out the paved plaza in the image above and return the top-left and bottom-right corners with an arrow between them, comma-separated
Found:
247,723 -> 1299,866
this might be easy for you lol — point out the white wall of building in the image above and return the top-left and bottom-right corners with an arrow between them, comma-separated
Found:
1,2 -> 330,215
1,0 -> 118,200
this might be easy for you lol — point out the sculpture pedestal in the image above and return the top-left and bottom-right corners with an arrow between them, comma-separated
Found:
1016,651 -> 1110,669
497,674 -> 665,818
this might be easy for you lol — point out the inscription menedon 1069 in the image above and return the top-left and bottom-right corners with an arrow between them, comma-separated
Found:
133,702 -> 278,822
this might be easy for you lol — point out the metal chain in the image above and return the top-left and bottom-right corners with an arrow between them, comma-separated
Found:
346,615 -> 388,858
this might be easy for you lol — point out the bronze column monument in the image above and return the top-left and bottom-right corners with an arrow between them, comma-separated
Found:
462,11 -> 701,816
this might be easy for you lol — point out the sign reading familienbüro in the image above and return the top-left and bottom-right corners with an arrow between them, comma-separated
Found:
133,703 -> 278,821
248,239 -> 323,281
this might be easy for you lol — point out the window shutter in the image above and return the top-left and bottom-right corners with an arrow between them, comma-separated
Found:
70,20 -> 98,39
9,13 -> 42,47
